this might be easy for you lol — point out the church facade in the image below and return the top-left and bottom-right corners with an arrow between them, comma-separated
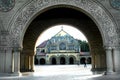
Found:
36,29 -> 91,65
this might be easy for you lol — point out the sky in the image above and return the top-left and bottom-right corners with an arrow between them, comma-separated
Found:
35,25 -> 87,47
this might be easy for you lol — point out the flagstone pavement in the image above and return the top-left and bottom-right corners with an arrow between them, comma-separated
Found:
0,65 -> 120,80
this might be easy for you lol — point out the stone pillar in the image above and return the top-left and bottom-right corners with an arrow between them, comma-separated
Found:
91,53 -> 96,71
30,55 -> 34,72
105,47 -> 114,74
91,46 -> 106,71
12,47 -> 21,75
12,50 -> 14,73
57,57 -> 60,64
113,47 -> 120,72
66,56 -> 69,64
20,54 -> 25,72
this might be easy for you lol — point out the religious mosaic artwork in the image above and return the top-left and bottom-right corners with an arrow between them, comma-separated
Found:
0,0 -> 15,12
110,0 -> 120,10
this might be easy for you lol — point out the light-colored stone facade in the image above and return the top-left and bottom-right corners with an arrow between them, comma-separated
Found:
0,0 -> 120,75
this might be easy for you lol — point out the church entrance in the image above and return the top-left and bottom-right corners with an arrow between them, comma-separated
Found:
80,58 -> 86,64
60,57 -> 66,64
69,57 -> 74,64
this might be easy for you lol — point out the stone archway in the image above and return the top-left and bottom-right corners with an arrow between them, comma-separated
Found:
6,0 -> 119,74
60,57 -> 66,65
80,57 -> 86,64
49,56 -> 57,65
69,57 -> 74,64
10,0 -> 118,46
40,58 -> 46,65
51,58 -> 57,65
68,55 -> 76,64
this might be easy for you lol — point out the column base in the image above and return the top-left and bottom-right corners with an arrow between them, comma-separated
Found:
91,68 -> 106,71
104,71 -> 120,75
20,69 -> 34,72
0,72 -> 21,77
11,72 -> 22,76
91,68 -> 106,74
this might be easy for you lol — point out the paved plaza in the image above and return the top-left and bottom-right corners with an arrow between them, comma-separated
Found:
0,65 -> 120,80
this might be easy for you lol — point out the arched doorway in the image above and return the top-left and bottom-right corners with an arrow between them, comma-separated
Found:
51,57 -> 57,65
80,57 -> 86,64
40,58 -> 46,65
69,57 -> 74,64
20,7 -> 107,72
9,0 -> 119,74
60,57 -> 66,64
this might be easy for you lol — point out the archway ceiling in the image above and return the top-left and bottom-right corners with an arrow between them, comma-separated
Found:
23,7 -> 103,55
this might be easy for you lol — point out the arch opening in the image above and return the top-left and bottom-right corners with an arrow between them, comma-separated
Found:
69,57 -> 74,64
51,57 -> 57,65
80,57 -> 86,64
40,58 -> 46,65
60,57 -> 66,65
21,6 -> 106,72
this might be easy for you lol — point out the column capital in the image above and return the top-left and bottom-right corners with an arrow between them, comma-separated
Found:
104,46 -> 113,50
112,46 -> 120,50
12,47 -> 22,52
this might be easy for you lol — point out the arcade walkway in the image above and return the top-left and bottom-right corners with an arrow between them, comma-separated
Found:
0,65 -> 120,80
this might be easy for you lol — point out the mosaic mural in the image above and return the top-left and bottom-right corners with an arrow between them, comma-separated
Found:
0,0 -> 15,12
110,0 -> 120,10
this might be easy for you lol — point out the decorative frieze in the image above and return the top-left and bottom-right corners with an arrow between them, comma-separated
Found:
10,0 -> 118,47
0,31 -> 10,46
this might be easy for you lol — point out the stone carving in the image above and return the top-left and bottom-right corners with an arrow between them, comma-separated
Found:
97,0 -> 106,2
110,0 -> 120,10
10,0 -> 118,47
0,0 -> 15,12
0,31 -> 9,46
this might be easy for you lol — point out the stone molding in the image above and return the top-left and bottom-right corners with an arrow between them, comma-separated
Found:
12,47 -> 22,52
0,46 -> 22,53
0,30 -> 10,46
104,46 -> 113,50
104,46 -> 120,50
9,0 -> 118,47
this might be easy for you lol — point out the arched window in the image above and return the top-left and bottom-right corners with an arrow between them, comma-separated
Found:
59,42 -> 66,50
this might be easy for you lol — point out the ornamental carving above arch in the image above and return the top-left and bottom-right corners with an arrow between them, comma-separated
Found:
10,0 -> 118,47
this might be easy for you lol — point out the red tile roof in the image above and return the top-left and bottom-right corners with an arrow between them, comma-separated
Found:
36,40 -> 48,48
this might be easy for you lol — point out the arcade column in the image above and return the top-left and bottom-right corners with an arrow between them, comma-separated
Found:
105,47 -> 114,74
113,47 -> 120,72
12,47 -> 21,75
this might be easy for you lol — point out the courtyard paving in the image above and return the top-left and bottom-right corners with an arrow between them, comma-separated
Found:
0,65 -> 120,80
